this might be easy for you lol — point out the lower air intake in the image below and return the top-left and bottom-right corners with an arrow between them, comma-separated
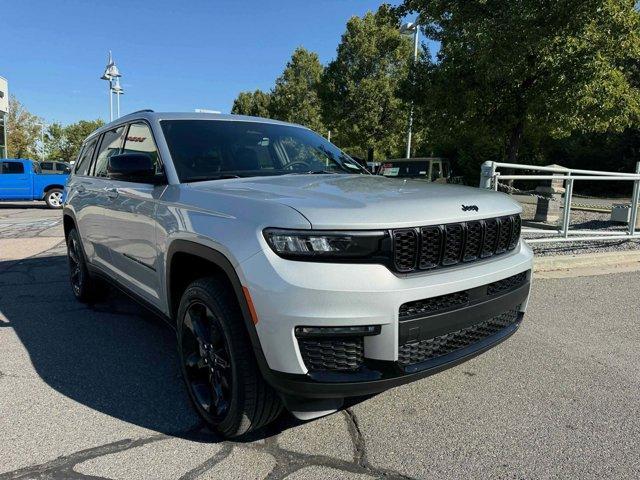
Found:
297,337 -> 364,372
397,309 -> 520,367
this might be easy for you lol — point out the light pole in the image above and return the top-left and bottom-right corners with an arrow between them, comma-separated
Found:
400,22 -> 420,159
100,51 -> 122,121
112,77 -> 124,118
37,122 -> 46,161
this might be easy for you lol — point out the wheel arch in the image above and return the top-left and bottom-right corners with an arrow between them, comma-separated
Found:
165,240 -> 268,373
42,184 -> 65,199
63,210 -> 77,241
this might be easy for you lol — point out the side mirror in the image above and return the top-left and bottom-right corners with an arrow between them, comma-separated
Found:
107,153 -> 162,183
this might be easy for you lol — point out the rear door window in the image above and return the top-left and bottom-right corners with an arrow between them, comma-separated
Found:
1,161 -> 25,174
92,126 -> 126,177
75,137 -> 98,176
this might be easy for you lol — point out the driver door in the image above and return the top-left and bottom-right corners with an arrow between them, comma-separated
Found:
102,122 -> 165,308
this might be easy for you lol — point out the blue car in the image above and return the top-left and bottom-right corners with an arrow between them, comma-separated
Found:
0,158 -> 69,208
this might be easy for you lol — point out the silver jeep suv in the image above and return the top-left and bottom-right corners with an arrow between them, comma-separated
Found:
63,111 -> 534,437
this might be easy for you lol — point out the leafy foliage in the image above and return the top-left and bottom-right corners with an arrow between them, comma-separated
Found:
45,119 -> 104,162
6,95 -> 42,159
270,47 -> 326,134
229,5 -> 413,160
321,4 -> 413,158
6,95 -> 103,162
400,0 -> 640,165
230,90 -> 272,118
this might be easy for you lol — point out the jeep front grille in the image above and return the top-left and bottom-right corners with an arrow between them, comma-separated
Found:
391,214 -> 521,274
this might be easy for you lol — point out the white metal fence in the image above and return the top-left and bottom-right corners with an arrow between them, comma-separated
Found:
479,161 -> 640,244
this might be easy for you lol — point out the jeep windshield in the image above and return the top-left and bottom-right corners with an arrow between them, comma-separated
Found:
160,119 -> 367,182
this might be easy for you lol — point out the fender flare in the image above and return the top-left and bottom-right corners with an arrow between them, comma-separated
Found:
62,208 -> 78,240
42,184 -> 66,200
166,240 -> 272,376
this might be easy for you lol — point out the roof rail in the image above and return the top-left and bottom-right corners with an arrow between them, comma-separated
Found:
123,109 -> 154,116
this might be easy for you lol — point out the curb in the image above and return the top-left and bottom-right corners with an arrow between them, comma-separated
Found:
533,250 -> 640,278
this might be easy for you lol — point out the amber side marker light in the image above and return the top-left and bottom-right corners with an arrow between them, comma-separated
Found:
242,286 -> 259,325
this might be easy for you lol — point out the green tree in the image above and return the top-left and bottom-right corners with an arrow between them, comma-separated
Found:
62,119 -> 104,161
43,122 -> 66,160
270,47 -> 326,134
231,90 -> 272,118
321,4 -> 414,159
6,95 -> 42,158
400,0 -> 640,163
45,119 -> 104,161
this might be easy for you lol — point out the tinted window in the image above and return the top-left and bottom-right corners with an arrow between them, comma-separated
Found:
93,126 -> 126,177
75,137 -> 98,176
1,161 -> 25,174
122,123 -> 162,174
381,161 -> 429,178
41,162 -> 53,170
160,120 -> 365,182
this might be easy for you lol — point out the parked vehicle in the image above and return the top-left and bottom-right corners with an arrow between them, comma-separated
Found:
63,111 -> 533,438
0,158 -> 68,208
40,161 -> 72,174
380,157 -> 452,183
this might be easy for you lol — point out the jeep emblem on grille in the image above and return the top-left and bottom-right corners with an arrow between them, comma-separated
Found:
461,204 -> 479,212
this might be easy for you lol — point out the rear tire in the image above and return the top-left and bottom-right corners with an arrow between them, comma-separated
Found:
45,188 -> 64,209
67,228 -> 101,302
177,277 -> 282,438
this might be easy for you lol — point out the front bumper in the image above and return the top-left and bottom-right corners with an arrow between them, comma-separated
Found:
263,312 -> 523,399
238,240 -> 533,397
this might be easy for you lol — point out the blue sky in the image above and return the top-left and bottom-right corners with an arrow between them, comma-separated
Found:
2,0 -> 426,126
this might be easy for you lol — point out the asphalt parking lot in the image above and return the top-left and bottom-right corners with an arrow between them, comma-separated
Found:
1,202 -> 639,479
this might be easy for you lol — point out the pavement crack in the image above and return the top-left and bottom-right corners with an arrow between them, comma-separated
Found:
0,417 -> 420,480
177,443 -> 234,480
344,408 -> 367,467
342,409 -> 417,480
0,434 -> 167,479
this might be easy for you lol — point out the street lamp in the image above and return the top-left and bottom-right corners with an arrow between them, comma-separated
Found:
111,77 -> 124,119
400,21 -> 420,159
37,122 -> 46,161
100,51 -> 123,121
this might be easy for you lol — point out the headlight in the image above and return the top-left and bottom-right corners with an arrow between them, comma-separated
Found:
263,228 -> 389,260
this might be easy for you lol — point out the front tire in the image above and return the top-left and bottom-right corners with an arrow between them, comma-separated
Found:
67,228 -> 101,302
45,188 -> 64,209
177,277 -> 282,437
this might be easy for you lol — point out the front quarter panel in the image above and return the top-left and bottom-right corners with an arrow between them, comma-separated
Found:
155,184 -> 312,315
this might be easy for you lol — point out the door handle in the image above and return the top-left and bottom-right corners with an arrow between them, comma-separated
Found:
103,187 -> 119,199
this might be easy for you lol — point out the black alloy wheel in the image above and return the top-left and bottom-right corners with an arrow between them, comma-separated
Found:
180,301 -> 232,422
68,234 -> 84,297
66,228 -> 101,302
176,277 -> 282,437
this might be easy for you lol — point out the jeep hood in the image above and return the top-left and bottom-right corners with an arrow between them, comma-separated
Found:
190,174 -> 521,229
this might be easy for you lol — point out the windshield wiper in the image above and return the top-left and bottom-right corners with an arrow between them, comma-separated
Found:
287,170 -> 339,175
183,174 -> 241,182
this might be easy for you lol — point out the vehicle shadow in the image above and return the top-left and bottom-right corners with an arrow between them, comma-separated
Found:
0,253 -> 323,443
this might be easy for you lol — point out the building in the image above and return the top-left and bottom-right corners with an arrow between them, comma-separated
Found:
0,76 -> 7,158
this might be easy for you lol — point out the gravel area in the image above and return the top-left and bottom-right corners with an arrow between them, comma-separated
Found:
520,201 -> 640,257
